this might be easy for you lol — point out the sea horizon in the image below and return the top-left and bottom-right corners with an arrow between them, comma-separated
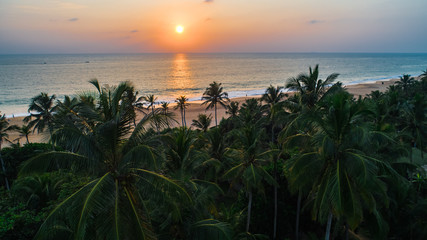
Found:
1,52 -> 426,117
2,51 -> 427,55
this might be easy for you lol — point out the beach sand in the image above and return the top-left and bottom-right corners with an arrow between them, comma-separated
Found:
345,79 -> 398,98
3,78 -> 399,145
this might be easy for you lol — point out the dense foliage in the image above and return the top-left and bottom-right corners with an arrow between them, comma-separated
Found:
0,67 -> 426,239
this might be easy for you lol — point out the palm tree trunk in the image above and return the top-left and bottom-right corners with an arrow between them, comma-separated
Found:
296,190 -> 302,240
181,109 -> 184,127
183,108 -> 187,127
25,135 -> 29,144
246,191 -> 253,232
0,143 -> 10,191
325,211 -> 333,240
215,103 -> 218,126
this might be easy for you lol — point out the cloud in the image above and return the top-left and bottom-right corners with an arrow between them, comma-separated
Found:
130,30 -> 138,33
203,0 -> 214,3
204,18 -> 212,22
68,18 -> 79,22
308,20 -> 323,24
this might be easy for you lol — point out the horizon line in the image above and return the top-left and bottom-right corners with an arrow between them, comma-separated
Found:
1,51 -> 427,55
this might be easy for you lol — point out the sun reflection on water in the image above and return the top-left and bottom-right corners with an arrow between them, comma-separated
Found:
168,53 -> 195,99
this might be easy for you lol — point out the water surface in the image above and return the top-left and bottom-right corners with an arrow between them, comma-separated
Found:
1,53 -> 426,116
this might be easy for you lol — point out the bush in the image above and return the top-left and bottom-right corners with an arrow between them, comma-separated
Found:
1,143 -> 57,188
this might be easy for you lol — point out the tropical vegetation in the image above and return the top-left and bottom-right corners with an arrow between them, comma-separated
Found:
1,67 -> 426,240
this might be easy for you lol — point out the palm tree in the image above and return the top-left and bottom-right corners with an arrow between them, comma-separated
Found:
160,102 -> 169,114
420,68 -> 427,80
396,74 -> 415,97
0,114 -> 18,190
400,93 -> 427,161
364,91 -> 392,132
261,85 -> 286,106
202,82 -> 230,126
175,96 -> 189,127
87,79 -> 169,134
162,128 -> 198,179
261,85 -> 287,143
283,68 -> 342,238
123,88 -> 144,127
55,95 -> 80,116
282,129 -> 319,240
88,79 -> 136,122
162,128 -> 218,182
223,126 -> 276,233
19,81 -> 190,239
160,101 -> 176,128
192,114 -> 212,132
261,85 -> 287,239
226,101 -> 239,118
78,92 -> 96,109
24,92 -> 57,136
18,124 -> 32,144
160,128 -> 231,239
286,64 -> 339,109
142,94 -> 157,115
280,91 -> 334,240
142,95 -> 159,132
287,91 -> 391,239
204,127 -> 233,182
237,98 -> 266,128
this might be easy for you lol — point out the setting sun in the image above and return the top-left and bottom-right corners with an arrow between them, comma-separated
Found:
176,25 -> 184,34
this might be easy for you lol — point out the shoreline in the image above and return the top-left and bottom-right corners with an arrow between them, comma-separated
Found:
2,78 -> 401,145
2,77 -> 402,118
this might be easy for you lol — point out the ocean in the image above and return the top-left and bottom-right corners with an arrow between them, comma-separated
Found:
0,53 -> 426,117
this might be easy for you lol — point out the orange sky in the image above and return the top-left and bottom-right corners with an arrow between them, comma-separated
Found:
0,0 -> 426,53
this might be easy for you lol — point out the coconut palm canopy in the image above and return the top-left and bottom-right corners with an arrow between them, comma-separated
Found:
19,81 -> 191,239
202,81 -> 230,126
286,64 -> 340,109
2,67 -> 426,240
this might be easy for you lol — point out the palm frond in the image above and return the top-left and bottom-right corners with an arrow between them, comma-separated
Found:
75,173 -> 114,239
34,178 -> 100,239
19,151 -> 94,176
191,219 -> 233,240
132,168 -> 192,203
120,144 -> 157,171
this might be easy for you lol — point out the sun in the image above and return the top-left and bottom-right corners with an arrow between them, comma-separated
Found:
176,25 -> 184,34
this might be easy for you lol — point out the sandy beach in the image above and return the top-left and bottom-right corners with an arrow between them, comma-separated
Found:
3,78 -> 400,145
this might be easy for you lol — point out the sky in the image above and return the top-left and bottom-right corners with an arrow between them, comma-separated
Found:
0,0 -> 426,54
